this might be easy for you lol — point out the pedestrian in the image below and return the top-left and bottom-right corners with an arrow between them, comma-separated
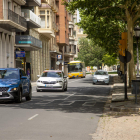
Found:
51,67 -> 53,70
27,68 -> 30,79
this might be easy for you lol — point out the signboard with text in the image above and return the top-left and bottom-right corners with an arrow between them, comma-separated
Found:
15,51 -> 25,58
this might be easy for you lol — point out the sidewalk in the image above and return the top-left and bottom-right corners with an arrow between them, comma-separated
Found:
92,75 -> 140,140
105,75 -> 140,114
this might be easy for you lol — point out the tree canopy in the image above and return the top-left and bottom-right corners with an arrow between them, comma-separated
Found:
75,38 -> 105,68
64,0 -> 140,85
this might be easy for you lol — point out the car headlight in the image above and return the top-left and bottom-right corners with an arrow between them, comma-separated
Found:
10,87 -> 18,91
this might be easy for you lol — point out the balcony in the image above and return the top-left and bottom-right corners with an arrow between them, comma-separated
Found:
26,0 -> 41,6
21,9 -> 41,28
41,0 -> 47,3
13,0 -> 26,5
50,44 -> 61,54
15,35 -> 42,51
0,9 -> 27,32
69,40 -> 75,45
64,46 -> 75,57
69,35 -> 75,40
38,25 -> 55,38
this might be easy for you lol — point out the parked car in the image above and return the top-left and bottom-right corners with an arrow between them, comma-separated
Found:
93,70 -> 110,85
36,70 -> 68,92
0,68 -> 32,103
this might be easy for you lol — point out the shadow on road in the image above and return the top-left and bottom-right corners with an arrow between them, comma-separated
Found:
0,76 -> 114,115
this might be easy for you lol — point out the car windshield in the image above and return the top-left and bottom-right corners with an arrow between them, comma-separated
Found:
0,70 -> 19,79
41,72 -> 62,77
95,71 -> 108,75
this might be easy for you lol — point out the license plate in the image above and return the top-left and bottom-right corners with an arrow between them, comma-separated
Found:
98,80 -> 103,82
45,84 -> 53,87
0,92 -> 2,95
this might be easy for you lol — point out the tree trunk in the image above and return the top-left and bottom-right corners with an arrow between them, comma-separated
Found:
127,17 -> 136,87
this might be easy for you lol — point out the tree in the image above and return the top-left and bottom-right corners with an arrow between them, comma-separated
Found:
76,38 -> 105,68
102,53 -> 117,67
64,0 -> 140,86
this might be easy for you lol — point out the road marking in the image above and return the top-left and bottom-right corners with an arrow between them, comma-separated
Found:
28,114 -> 39,120
59,101 -> 75,105
82,101 -> 96,106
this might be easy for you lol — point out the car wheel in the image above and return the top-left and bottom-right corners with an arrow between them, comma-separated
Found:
26,86 -> 32,101
64,85 -> 67,91
106,83 -> 109,85
93,82 -> 95,85
15,88 -> 22,103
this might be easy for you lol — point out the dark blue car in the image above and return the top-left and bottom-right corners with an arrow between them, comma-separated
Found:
0,68 -> 32,103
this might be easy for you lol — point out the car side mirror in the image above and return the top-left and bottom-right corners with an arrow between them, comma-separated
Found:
37,75 -> 40,78
21,76 -> 27,79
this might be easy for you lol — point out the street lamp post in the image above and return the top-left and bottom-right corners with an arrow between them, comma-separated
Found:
134,26 -> 140,76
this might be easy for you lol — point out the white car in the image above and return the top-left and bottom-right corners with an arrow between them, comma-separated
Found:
93,70 -> 110,85
36,70 -> 68,92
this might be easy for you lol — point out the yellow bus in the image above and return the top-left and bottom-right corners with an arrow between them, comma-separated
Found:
68,61 -> 86,78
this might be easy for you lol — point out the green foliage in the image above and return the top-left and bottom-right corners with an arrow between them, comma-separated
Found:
102,53 -> 117,67
63,0 -> 140,56
76,38 -> 105,67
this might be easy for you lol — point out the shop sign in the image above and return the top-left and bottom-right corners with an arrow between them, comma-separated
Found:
15,51 -> 25,58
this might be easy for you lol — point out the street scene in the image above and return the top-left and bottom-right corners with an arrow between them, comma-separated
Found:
1,0 -> 140,140
0,75 -> 113,140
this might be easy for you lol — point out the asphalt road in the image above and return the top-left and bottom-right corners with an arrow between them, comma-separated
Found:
0,74 -> 113,140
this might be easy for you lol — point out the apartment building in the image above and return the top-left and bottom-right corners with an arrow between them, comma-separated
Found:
0,0 -> 27,68
0,0 -> 76,80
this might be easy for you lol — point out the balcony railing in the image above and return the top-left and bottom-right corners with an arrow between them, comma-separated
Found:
15,35 -> 42,49
26,0 -> 41,6
51,44 -> 59,52
3,9 -> 27,28
21,9 -> 41,27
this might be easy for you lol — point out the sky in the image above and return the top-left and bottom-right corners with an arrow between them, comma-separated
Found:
77,10 -> 81,22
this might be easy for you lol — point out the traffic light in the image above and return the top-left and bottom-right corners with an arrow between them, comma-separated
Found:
119,40 -> 125,56
119,32 -> 127,56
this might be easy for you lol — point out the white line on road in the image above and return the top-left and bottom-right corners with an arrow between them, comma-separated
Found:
28,114 -> 39,120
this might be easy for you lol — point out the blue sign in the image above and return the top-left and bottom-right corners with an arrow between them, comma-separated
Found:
57,55 -> 62,60
16,51 -> 25,58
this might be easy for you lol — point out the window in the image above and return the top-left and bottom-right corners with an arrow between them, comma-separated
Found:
40,11 -> 45,14
40,16 -> 45,28
47,16 -> 49,28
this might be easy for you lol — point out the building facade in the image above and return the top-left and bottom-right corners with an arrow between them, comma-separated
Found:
0,0 -> 77,81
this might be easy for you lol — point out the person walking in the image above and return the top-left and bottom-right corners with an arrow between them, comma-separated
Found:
27,68 -> 30,79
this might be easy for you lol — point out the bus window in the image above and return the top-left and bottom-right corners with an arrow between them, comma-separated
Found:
68,63 -> 82,72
